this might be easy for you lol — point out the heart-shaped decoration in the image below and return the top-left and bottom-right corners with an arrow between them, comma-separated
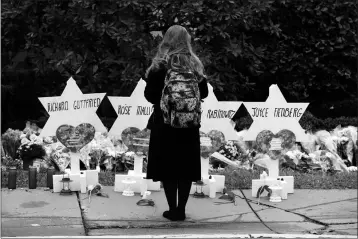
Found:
121,127 -> 151,154
56,123 -> 96,152
200,130 -> 226,158
256,129 -> 296,157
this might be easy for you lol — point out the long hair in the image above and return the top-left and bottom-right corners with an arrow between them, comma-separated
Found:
146,25 -> 205,79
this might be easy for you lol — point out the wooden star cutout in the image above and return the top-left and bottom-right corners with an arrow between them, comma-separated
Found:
201,84 -> 242,141
242,84 -> 309,142
38,77 -> 107,137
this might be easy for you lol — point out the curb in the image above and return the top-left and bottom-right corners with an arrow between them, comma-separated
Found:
4,234 -> 357,238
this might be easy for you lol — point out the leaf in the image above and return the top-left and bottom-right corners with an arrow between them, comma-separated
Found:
42,48 -> 53,58
75,66 -> 82,74
12,51 -> 27,64
93,65 -> 98,74
336,16 -> 343,22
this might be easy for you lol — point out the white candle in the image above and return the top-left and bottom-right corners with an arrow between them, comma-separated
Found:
209,176 -> 216,199
201,157 -> 210,179
134,154 -> 143,175
140,179 -> 148,196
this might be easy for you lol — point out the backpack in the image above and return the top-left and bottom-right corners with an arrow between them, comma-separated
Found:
160,69 -> 201,128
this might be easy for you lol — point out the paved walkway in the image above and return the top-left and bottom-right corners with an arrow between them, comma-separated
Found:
1,187 -> 357,237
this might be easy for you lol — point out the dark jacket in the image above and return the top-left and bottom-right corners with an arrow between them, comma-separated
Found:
144,63 -> 209,129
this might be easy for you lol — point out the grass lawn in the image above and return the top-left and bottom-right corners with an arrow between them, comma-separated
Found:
217,167 -> 358,190
2,167 -> 357,190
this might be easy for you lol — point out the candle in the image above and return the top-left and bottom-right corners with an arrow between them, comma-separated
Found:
134,155 -> 143,175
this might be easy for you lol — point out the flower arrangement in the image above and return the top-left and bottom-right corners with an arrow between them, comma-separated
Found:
80,132 -> 122,170
1,128 -> 23,160
284,149 -> 338,173
1,122 -> 356,175
218,141 -> 239,161
43,142 -> 71,172
22,121 -> 42,136
17,133 -> 46,162
1,155 -> 22,170
116,151 -> 135,171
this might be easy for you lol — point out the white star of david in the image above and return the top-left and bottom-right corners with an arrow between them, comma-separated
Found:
242,84 -> 309,142
108,79 -> 153,136
38,77 -> 107,137
201,84 -> 242,141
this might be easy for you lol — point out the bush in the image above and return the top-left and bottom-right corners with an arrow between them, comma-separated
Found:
299,111 -> 358,132
235,110 -> 358,132
1,0 -> 357,133
219,166 -> 358,190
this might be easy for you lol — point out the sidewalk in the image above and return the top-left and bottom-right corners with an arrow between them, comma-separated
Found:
1,187 -> 357,237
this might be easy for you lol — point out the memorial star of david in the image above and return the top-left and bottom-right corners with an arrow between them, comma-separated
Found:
242,84 -> 310,142
108,79 -> 154,136
200,84 -> 242,141
38,77 -> 107,137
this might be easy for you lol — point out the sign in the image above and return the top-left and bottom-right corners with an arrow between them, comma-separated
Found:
200,83 -> 242,141
108,79 -> 154,136
242,84 -> 309,142
38,77 -> 107,137
269,137 -> 283,151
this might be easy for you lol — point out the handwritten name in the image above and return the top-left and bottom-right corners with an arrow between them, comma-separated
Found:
274,108 -> 302,118
47,98 -> 101,112
136,106 -> 154,116
48,101 -> 69,112
73,98 -> 101,110
206,109 -> 236,119
252,107 -> 269,117
117,105 -> 154,116
252,107 -> 303,118
118,105 -> 132,115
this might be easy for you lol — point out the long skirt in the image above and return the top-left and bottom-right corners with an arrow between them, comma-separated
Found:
146,124 -> 201,182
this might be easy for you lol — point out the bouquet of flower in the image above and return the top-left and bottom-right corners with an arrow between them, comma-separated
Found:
109,135 -> 128,155
113,151 -> 137,171
284,149 -> 336,173
81,132 -> 117,170
285,150 -> 304,165
17,133 -> 46,162
1,128 -> 23,160
217,141 -> 239,161
1,155 -> 22,170
122,151 -> 135,169
43,142 -> 71,172
22,121 -> 42,136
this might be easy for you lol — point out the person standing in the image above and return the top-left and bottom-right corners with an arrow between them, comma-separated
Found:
144,25 -> 208,221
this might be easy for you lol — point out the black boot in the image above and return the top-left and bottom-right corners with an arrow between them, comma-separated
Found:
177,180 -> 192,221
162,180 -> 178,221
